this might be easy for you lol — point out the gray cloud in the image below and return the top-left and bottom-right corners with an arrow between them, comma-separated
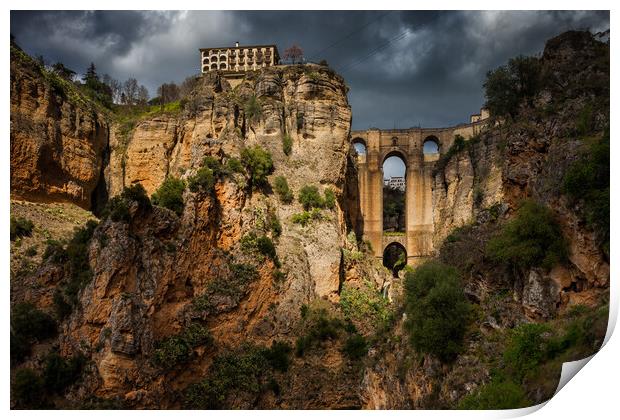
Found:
11,10 -> 609,130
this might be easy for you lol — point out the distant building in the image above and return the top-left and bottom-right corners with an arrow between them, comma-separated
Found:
384,176 -> 406,191
200,42 -> 280,74
470,108 -> 490,123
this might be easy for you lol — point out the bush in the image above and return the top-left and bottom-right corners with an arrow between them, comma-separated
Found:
562,132 -> 609,255
241,146 -> 274,189
291,209 -> 323,226
458,378 -> 531,409
240,232 -> 279,266
53,290 -> 72,320
103,183 -> 151,222
11,332 -> 31,365
226,157 -> 244,174
152,176 -> 185,216
10,217 -> 34,241
298,185 -> 324,210
12,368 -> 45,408
152,323 -> 213,369
59,220 -> 98,307
282,134 -> 293,156
43,239 -> 67,263
43,352 -> 86,393
323,188 -> 336,209
183,345 -> 268,409
404,261 -> 471,361
273,176 -> 294,203
342,334 -> 368,359
25,245 -> 37,257
486,200 -> 568,271
11,302 -> 57,342
295,309 -> 344,356
188,166 -> 215,193
340,281 -> 391,329
503,323 -> 551,380
268,212 -> 282,237
262,341 -> 292,372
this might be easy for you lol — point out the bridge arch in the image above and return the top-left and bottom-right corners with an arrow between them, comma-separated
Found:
383,242 -> 407,277
352,137 -> 367,155
423,135 -> 440,155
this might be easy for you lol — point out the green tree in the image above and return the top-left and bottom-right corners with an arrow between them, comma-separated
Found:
458,378 -> 531,409
241,146 -> 274,189
152,177 -> 186,216
404,261 -> 471,361
484,55 -> 541,119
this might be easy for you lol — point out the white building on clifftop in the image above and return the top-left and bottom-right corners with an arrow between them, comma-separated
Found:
200,42 -> 280,74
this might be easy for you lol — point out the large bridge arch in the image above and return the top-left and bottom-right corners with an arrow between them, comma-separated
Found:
351,117 -> 488,267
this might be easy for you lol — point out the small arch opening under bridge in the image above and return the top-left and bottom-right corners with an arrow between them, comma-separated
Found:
383,242 -> 407,277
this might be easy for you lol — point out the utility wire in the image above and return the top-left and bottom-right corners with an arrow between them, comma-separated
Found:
306,11 -> 393,62
338,29 -> 411,73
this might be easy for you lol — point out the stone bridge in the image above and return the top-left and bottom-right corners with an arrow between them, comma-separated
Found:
351,111 -> 488,266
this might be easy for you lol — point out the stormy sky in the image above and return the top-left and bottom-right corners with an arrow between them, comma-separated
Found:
11,10 -> 609,133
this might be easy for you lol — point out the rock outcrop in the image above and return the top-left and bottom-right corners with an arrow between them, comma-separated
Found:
10,46 -> 109,209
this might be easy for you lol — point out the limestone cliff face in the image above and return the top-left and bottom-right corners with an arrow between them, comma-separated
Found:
45,65 -> 355,407
10,46 -> 109,209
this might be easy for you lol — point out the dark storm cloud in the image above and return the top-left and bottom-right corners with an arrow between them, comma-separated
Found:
10,10 -> 609,129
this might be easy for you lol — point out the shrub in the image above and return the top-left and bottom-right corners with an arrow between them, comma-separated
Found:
404,261 -> 471,361
240,232 -> 279,266
59,220 -> 98,307
340,281 -> 391,329
226,157 -> 244,174
262,341 -> 292,372
53,290 -> 72,320
503,323 -> 551,380
268,213 -> 282,237
241,146 -> 274,189
295,309 -> 344,356
183,345 -> 268,409
562,132 -> 609,255
323,188 -> 336,209
12,368 -> 45,408
25,245 -> 37,257
11,302 -> 57,342
486,200 -> 568,271
103,183 -> 151,222
342,334 -> 368,359
273,176 -> 294,203
10,217 -> 34,241
43,352 -> 86,393
291,209 -> 323,226
43,239 -> 67,263
188,166 -> 215,193
193,263 -> 259,312
152,323 -> 213,369
458,378 -> 531,409
152,176 -> 186,216
298,185 -> 323,210
282,134 -> 293,156
11,332 -> 31,365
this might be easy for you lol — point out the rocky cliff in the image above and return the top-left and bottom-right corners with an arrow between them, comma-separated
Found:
10,45 -> 109,209
10,30 -> 609,410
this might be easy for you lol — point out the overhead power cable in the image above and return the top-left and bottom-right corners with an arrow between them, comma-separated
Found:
338,29 -> 411,73
306,11 -> 394,62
